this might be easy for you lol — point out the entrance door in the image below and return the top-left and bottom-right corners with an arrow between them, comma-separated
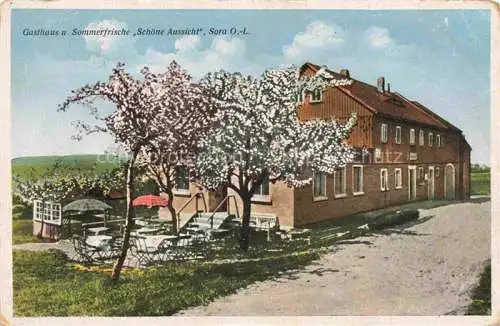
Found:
427,166 -> 435,200
408,166 -> 417,200
445,164 -> 455,200
209,185 -> 228,212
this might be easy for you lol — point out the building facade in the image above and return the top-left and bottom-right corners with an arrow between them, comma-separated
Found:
163,62 -> 471,228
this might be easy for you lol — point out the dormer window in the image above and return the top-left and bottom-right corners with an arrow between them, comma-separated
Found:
311,88 -> 323,103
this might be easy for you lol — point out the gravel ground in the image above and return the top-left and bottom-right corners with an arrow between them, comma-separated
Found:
178,198 -> 491,316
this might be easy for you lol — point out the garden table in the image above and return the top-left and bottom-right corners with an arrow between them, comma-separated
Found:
86,235 -> 112,248
87,226 -> 110,235
136,227 -> 161,235
135,219 -> 150,227
143,235 -> 177,249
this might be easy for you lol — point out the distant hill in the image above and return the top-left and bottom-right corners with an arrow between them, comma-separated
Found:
12,154 -> 123,178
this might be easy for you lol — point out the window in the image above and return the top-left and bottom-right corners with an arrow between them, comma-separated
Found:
428,132 -> 433,147
311,88 -> 323,103
174,165 -> 189,191
380,168 -> 389,191
33,200 -> 61,224
296,90 -> 305,103
334,167 -> 347,197
381,123 -> 388,143
436,134 -> 441,148
409,128 -> 416,145
395,126 -> 402,144
419,130 -> 424,146
313,172 -> 327,199
352,165 -> 364,195
418,167 -> 424,180
395,168 -> 403,189
254,176 -> 269,196
436,167 -> 440,177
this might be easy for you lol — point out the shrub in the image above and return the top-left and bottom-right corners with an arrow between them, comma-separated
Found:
369,209 -> 419,230
467,263 -> 491,315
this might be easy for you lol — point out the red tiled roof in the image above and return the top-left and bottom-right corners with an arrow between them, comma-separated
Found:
302,62 -> 461,132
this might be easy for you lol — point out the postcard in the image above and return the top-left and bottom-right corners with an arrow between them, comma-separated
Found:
1,1 -> 496,325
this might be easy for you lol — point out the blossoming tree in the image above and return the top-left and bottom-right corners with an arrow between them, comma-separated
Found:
136,61 -> 215,234
58,61 -> 212,280
195,67 -> 357,250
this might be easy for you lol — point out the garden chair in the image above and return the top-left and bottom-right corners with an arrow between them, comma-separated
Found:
171,235 -> 192,262
71,234 -> 101,264
129,235 -> 162,267
94,236 -> 122,263
157,238 -> 177,263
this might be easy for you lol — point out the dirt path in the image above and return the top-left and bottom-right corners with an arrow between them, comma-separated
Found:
178,199 -> 490,316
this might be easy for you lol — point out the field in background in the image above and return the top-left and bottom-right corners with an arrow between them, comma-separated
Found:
471,172 -> 490,196
12,154 -> 121,178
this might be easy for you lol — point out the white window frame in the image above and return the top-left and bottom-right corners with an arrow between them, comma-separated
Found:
409,128 -> 416,145
334,167 -> 347,198
310,88 -> 323,103
296,90 -> 305,104
33,200 -> 62,225
252,176 -> 271,203
312,172 -> 328,201
395,168 -> 403,189
436,167 -> 440,177
419,130 -> 424,146
428,132 -> 433,147
436,134 -> 441,148
380,168 -> 389,191
352,165 -> 364,196
395,126 -> 402,144
418,167 -> 424,180
381,123 -> 388,143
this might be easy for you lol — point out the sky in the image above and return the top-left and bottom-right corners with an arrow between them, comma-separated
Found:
11,9 -> 491,164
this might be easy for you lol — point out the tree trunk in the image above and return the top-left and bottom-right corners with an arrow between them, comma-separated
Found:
166,189 -> 178,234
239,194 -> 252,251
111,154 -> 137,281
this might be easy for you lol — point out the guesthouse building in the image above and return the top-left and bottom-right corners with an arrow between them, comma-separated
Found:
162,62 -> 471,228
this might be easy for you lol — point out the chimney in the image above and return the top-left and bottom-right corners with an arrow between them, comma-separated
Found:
340,69 -> 350,78
387,83 -> 391,93
377,76 -> 385,93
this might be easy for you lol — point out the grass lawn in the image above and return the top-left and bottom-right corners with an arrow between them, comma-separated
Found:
471,172 -> 490,196
12,219 -> 41,245
13,249 -> 319,316
9,203 -> 424,316
466,262 -> 491,315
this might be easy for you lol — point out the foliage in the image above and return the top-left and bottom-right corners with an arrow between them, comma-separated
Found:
195,66 -> 356,192
134,61 -> 216,232
135,178 -> 160,195
368,209 -> 420,230
12,161 -> 125,205
13,249 -> 318,316
471,164 -> 490,173
13,220 -> 41,245
471,172 -> 490,196
466,262 -> 491,315
194,66 -> 355,249
57,61 -> 214,278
